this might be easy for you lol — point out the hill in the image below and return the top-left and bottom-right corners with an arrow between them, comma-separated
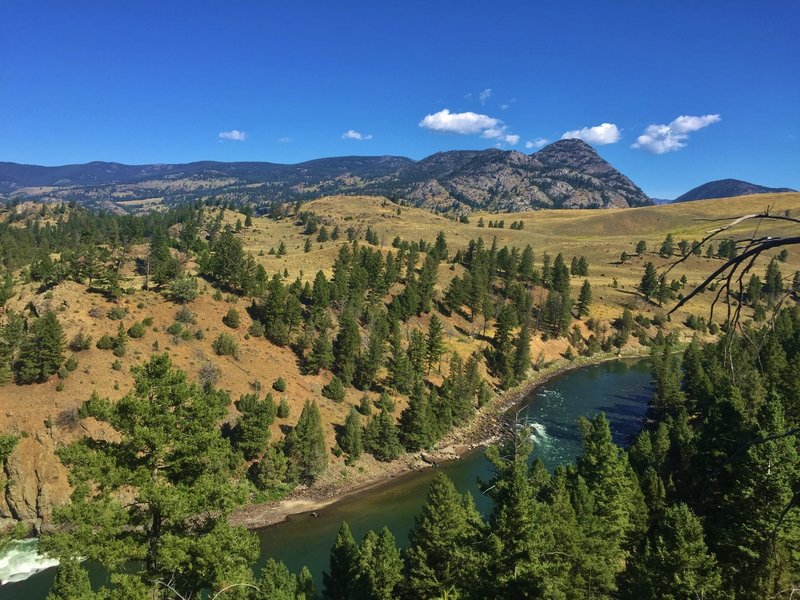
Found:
675,178 -> 796,202
0,140 -> 651,213
0,191 -> 797,531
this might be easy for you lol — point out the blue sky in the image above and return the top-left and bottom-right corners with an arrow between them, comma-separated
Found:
1,1 -> 798,198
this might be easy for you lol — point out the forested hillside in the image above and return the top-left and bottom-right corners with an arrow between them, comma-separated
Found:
0,193 -> 798,598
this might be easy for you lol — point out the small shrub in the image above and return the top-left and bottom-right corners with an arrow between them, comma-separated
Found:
213,290 -> 224,301
128,322 -> 146,339
199,361 -> 221,387
108,307 -> 128,320
272,377 -> 286,392
69,331 -> 92,352
142,316 -> 154,326
321,376 -> 346,402
112,359 -> 122,371
88,306 -> 105,319
223,308 -> 241,329
212,333 -> 239,358
175,306 -> 196,324
277,397 -> 290,418
194,329 -> 205,340
248,321 -> 266,337
166,322 -> 183,336
96,335 -> 115,350
376,392 -> 395,413
65,356 -> 78,372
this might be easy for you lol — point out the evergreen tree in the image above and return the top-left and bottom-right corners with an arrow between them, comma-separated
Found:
234,392 -> 277,460
286,400 -> 328,483
404,473 -> 485,599
425,315 -> 445,374
635,240 -> 647,256
334,311 -> 360,385
639,262 -> 659,300
659,233 -> 675,257
357,528 -> 403,600
40,354 -> 258,597
339,407 -> 363,463
364,409 -> 402,461
323,522 -> 360,600
387,328 -> 414,394
576,279 -> 592,317
626,503 -> 723,600
45,560 -> 94,600
399,379 -> 434,451
512,323 -> 531,383
15,310 -> 66,384
308,333 -> 335,374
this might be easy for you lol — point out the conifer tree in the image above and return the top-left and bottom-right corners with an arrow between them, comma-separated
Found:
576,279 -> 592,317
404,473 -> 485,599
399,379 -> 434,451
308,333 -> 334,374
286,400 -> 328,483
387,328 -> 414,394
323,522 -> 360,600
339,407 -> 363,463
357,528 -> 403,600
16,310 -> 66,384
512,323 -> 531,383
364,408 -> 402,461
626,503 -> 723,600
234,392 -> 277,460
425,315 -> 445,374
334,311 -> 360,385
44,559 -> 93,600
639,262 -> 659,300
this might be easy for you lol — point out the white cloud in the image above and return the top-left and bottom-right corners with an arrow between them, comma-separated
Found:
342,129 -> 373,141
525,138 -> 549,150
419,108 -> 518,145
632,114 -> 721,154
479,88 -> 492,105
278,136 -> 292,143
561,123 -> 621,145
218,129 -> 247,141
419,109 -> 501,135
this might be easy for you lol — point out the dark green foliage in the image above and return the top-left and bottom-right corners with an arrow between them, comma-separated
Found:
249,444 -> 289,492
277,397 -> 290,418
222,307 -> 241,328
399,380 -> 434,451
322,375 -> 346,402
308,333 -> 334,374
364,408 -> 403,461
272,376 -> 286,392
576,279 -> 592,317
323,522 -> 360,600
15,310 -> 66,384
425,314 -> 445,374
356,528 -> 403,600
40,354 -> 258,598
285,400 -> 327,483
68,330 -> 92,352
640,262 -> 659,300
127,321 -> 146,339
212,332 -> 239,357
339,407 -> 363,463
44,559 -> 93,600
234,392 -> 277,460
659,233 -> 674,257
333,311 -> 360,385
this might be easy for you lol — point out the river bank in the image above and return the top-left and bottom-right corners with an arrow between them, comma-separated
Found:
231,348 -> 651,530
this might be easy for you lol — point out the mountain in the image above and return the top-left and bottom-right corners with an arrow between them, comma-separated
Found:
674,179 -> 796,202
0,140 -> 651,212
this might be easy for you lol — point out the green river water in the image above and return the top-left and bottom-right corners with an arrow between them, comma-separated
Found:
0,358 -> 653,598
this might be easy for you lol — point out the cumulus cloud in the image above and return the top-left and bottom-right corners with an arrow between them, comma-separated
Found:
342,129 -> 373,141
419,108 -> 518,145
479,88 -> 492,105
561,123 -> 621,145
632,114 -> 721,154
218,129 -> 247,141
525,138 -> 549,150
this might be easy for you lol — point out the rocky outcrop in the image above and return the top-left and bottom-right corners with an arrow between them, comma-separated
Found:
0,431 -> 71,532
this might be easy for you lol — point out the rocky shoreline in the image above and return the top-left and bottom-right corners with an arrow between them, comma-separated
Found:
230,350 -> 649,531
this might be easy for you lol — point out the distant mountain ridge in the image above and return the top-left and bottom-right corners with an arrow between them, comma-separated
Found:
0,140 -> 652,212
675,179 -> 796,202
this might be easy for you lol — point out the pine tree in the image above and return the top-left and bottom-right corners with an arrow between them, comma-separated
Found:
308,333 -> 334,374
659,233 -> 675,257
286,400 -> 328,483
16,310 -> 66,384
399,379 -> 434,451
364,408 -> 402,461
425,314 -> 445,374
512,323 -> 531,383
45,560 -> 94,600
635,240 -> 647,256
626,503 -> 723,600
357,528 -> 403,600
339,407 -> 363,463
334,311 -> 360,385
234,392 -> 277,460
639,262 -> 659,300
323,522 -> 360,600
576,279 -> 592,317
405,473 -> 485,599
387,328 -> 414,394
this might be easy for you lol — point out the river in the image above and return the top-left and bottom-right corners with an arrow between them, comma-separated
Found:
0,358 -> 653,598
